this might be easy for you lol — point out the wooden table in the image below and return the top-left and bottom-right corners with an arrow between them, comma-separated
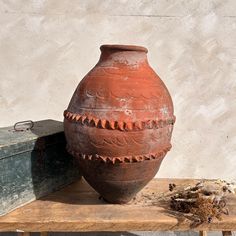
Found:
0,178 -> 235,236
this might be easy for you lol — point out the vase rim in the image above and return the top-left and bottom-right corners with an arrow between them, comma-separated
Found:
100,44 -> 148,53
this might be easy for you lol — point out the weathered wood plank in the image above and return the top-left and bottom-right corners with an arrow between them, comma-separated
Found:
40,232 -> 47,236
0,178 -> 235,232
199,231 -> 207,236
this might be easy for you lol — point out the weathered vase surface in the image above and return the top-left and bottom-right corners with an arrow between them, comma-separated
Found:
64,44 -> 175,203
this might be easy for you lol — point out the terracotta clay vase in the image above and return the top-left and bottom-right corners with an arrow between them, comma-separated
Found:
64,44 -> 175,203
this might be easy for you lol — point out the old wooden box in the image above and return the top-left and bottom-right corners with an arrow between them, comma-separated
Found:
0,119 -> 81,216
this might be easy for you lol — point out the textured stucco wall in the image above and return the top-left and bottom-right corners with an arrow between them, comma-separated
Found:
0,0 -> 236,180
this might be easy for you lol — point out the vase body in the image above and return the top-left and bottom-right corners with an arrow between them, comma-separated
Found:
64,45 -> 175,203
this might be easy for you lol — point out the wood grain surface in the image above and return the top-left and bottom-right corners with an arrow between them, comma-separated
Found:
0,178 -> 235,232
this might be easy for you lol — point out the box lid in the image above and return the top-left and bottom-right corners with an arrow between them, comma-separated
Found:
0,119 -> 64,160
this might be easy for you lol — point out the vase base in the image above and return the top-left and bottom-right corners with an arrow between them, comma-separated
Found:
78,157 -> 165,204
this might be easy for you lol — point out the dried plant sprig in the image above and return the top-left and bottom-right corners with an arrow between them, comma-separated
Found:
169,180 -> 235,224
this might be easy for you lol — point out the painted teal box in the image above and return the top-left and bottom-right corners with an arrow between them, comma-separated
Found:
0,119 -> 81,216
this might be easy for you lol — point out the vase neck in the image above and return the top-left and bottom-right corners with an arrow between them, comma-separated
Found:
98,45 -> 149,67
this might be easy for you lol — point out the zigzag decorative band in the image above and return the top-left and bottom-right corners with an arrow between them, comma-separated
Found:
67,145 -> 171,164
64,110 -> 175,131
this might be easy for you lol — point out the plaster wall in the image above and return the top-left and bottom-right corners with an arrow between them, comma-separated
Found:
0,0 -> 235,194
